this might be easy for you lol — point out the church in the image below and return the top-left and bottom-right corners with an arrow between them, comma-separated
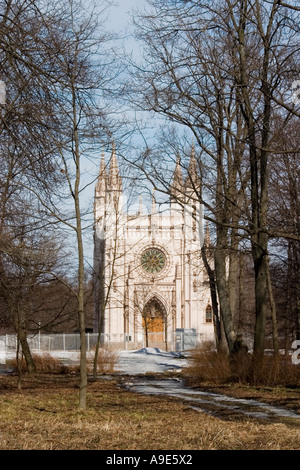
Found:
93,145 -> 215,351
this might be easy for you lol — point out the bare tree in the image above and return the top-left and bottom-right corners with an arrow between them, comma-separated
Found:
230,0 -> 299,362
268,117 -> 300,346
0,213 -> 64,379
35,0 -> 118,409
126,0 -> 251,355
126,0 -> 300,360
0,0 -> 120,409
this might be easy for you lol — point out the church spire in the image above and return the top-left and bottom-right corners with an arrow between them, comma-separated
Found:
151,188 -> 157,214
170,153 -> 184,199
108,140 -> 122,191
186,143 -> 201,193
95,150 -> 107,198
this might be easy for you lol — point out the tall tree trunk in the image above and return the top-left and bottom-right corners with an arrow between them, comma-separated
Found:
93,237 -> 105,381
76,220 -> 87,410
73,82 -> 87,410
252,241 -> 268,358
18,323 -> 36,374
266,255 -> 279,355
228,228 -> 239,322
237,253 -> 245,333
214,92 -> 239,356
214,232 -> 236,355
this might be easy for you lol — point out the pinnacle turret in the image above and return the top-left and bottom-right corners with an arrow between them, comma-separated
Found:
95,151 -> 107,198
185,144 -> 201,194
108,141 -> 122,192
170,153 -> 184,199
151,188 -> 157,214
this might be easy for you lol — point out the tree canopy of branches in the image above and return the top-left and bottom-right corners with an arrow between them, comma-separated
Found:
0,0 -> 119,408
128,0 -> 300,360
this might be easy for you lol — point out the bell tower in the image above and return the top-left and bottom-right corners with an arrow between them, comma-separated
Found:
93,144 -> 125,334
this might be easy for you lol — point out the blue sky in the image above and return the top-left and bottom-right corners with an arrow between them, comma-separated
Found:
108,0 -> 145,31
80,1 -> 149,266
107,0 -> 147,59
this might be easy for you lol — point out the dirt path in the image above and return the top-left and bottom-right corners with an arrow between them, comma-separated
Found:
120,375 -> 300,425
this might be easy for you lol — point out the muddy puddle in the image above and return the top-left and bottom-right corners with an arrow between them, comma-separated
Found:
121,377 -> 300,424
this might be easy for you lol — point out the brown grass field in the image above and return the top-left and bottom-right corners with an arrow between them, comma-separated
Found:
1,350 -> 300,450
0,375 -> 300,450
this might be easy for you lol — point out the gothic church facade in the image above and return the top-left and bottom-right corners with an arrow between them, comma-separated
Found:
93,146 -> 215,350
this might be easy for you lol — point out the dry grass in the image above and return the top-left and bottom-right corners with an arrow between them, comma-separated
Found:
1,373 -> 300,450
8,353 -> 70,374
87,348 -> 119,374
8,348 -> 119,375
2,347 -> 300,450
185,343 -> 300,388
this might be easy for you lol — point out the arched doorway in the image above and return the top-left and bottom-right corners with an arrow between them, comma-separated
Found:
142,296 -> 167,348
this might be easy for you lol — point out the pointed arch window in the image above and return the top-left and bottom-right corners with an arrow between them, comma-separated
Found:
205,305 -> 212,323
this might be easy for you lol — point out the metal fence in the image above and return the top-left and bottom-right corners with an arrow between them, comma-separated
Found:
0,329 -> 215,356
1,333 -> 121,353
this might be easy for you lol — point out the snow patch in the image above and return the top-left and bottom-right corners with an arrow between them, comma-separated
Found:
116,347 -> 188,375
123,378 -> 300,421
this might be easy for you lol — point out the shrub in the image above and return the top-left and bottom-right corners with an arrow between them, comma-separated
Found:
186,343 -> 232,384
249,354 -> 300,387
8,353 -> 68,374
87,348 -> 119,374
8,348 -> 119,375
186,344 -> 300,387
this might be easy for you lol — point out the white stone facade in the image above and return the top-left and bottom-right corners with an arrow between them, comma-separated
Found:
93,147 -> 215,350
